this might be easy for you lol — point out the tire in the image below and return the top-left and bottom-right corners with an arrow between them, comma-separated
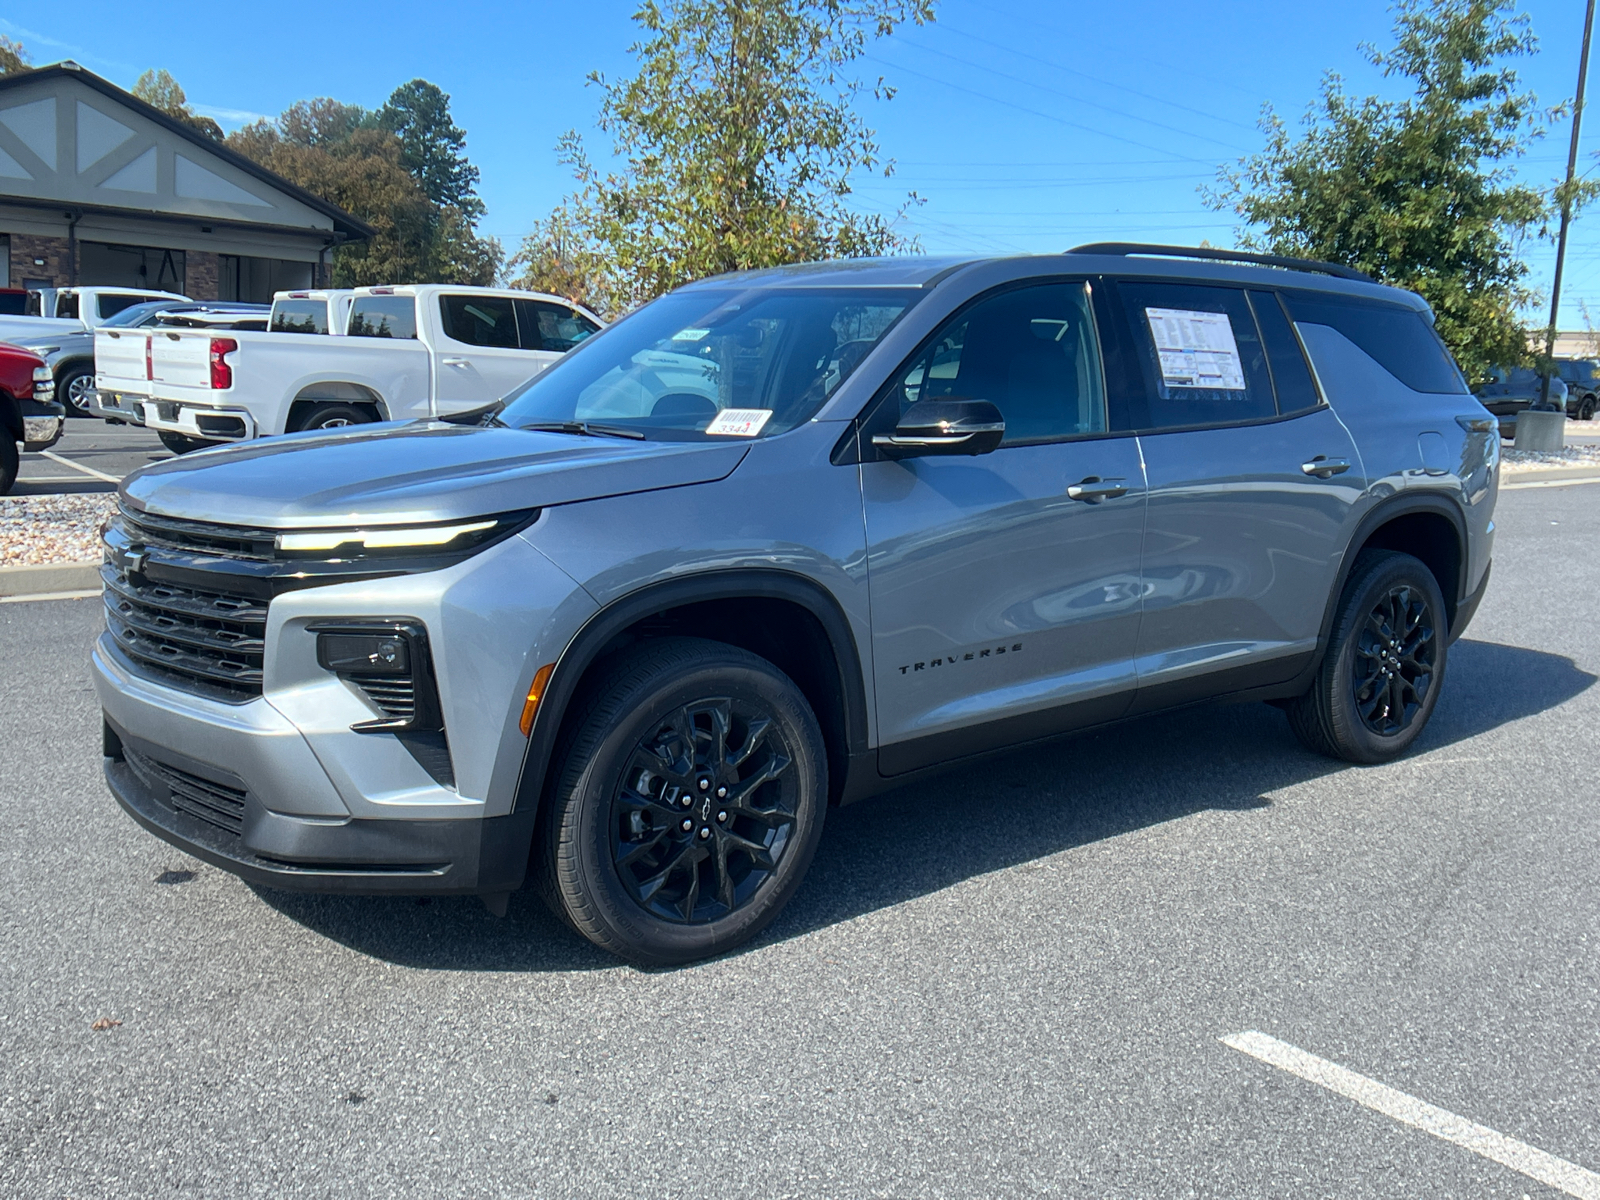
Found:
1581,396 -> 1597,422
538,637 -> 828,966
292,403 -> 372,432
158,431 -> 213,455
57,365 -> 94,416
1284,550 -> 1448,764
0,433 -> 17,495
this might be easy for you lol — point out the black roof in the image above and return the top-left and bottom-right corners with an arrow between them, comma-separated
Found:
0,63 -> 374,242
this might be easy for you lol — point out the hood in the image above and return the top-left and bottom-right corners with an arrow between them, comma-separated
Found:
121,421 -> 751,528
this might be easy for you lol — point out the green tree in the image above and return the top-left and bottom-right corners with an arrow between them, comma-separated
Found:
0,36 -> 30,75
379,80 -> 483,218
523,0 -> 933,313
1205,0 -> 1552,380
229,95 -> 502,287
132,69 -> 225,141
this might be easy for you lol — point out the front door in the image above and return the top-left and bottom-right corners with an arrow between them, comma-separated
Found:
1110,279 -> 1364,709
860,280 -> 1148,774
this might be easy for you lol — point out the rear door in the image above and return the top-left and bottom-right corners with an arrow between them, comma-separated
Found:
860,279 -> 1148,773
432,292 -> 541,414
1108,279 -> 1363,709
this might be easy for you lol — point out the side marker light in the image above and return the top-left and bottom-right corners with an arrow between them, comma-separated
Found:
519,663 -> 556,737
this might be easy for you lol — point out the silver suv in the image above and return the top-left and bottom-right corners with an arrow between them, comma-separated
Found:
94,245 -> 1498,965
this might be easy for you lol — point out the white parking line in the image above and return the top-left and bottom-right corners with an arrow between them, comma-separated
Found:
0,589 -> 102,604
1222,1031 -> 1600,1199
1503,475 -> 1600,490
38,449 -> 121,484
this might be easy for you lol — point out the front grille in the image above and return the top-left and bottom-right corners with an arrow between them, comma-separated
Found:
117,501 -> 277,562
124,745 -> 247,834
102,562 -> 267,700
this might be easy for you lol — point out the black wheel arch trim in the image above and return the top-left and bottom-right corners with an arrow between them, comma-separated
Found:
510,568 -> 871,817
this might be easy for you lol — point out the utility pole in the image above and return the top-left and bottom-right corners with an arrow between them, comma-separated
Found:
1540,0 -> 1598,409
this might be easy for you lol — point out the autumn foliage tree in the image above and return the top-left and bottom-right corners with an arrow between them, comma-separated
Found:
513,0 -> 933,313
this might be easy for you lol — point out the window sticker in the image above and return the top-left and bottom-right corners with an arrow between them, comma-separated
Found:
1144,307 -> 1245,391
672,328 -> 710,342
705,408 -> 773,437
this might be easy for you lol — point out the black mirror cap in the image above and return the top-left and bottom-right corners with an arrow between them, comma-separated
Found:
872,398 -> 1006,459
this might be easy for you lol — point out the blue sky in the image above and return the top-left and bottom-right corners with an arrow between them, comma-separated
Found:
7,0 -> 1600,326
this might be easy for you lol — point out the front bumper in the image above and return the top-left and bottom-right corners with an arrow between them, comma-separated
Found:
20,395 -> 65,450
87,387 -> 148,425
104,714 -> 534,895
142,399 -> 255,441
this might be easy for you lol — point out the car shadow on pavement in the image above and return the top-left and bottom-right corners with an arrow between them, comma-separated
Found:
257,637 -> 1593,973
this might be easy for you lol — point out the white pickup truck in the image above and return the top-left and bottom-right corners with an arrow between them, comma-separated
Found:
0,286 -> 188,345
130,284 -> 603,448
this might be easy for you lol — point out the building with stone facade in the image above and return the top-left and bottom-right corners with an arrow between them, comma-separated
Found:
0,62 -> 371,302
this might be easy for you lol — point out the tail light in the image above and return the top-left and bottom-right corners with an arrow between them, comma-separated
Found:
209,337 -> 238,390
145,336 -> 153,381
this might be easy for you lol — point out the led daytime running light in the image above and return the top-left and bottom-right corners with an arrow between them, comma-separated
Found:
276,519 -> 497,553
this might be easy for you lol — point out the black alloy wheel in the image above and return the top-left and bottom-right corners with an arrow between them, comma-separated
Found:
540,637 -> 827,965
295,403 -> 371,432
1581,395 -> 1597,421
612,698 -> 798,924
1284,549 -> 1449,763
1350,583 -> 1437,737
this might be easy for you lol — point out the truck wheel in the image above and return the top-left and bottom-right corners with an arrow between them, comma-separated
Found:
294,403 -> 372,432
0,434 -> 17,495
1581,396 -> 1597,421
538,637 -> 828,966
57,365 -> 94,416
157,431 -> 213,455
1284,550 -> 1448,764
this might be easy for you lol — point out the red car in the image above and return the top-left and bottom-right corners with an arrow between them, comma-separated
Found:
1,341 -> 64,494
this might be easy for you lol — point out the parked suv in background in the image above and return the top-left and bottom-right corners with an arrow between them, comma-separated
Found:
1554,357 -> 1599,420
94,245 -> 1497,964
1473,365 -> 1570,439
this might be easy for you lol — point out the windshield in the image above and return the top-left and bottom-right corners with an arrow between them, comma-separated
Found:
498,286 -> 919,441
101,302 -> 177,328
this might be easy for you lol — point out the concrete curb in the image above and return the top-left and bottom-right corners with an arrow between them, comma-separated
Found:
1501,464 -> 1600,485
0,561 -> 102,598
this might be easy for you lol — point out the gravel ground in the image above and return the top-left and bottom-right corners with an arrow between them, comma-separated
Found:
0,495 -> 114,568
1500,442 -> 1600,470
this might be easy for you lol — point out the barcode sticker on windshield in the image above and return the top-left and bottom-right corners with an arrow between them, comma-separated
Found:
705,408 -> 773,437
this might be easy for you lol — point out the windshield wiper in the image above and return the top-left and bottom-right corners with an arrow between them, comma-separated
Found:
520,420 -> 646,441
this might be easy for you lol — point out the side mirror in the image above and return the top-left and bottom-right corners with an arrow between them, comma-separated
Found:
871,398 -> 1005,459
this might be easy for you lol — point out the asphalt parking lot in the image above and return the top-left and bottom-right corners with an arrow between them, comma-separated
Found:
1,481 -> 1597,1198
13,419 -> 172,496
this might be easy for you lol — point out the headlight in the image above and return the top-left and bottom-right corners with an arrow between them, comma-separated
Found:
32,366 -> 54,399
273,511 -> 535,559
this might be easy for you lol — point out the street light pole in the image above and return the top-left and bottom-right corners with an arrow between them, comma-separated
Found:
1540,0 -> 1598,410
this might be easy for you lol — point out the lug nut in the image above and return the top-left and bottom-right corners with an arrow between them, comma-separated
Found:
698,778 -> 710,790
698,827 -> 711,839
680,819 -> 693,832
716,811 -> 727,823
716,787 -> 727,798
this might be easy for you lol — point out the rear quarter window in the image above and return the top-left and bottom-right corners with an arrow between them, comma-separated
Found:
347,296 -> 418,339
270,301 -> 329,334
1283,291 -> 1466,395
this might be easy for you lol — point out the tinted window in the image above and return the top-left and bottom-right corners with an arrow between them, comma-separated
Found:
1118,281 -> 1276,428
56,293 -> 79,319
515,298 -> 600,352
347,296 -> 418,339
98,293 -> 168,319
270,300 -> 329,335
499,287 -> 916,441
883,282 -> 1106,445
1249,290 -> 1321,414
1283,291 -> 1466,394
100,301 -> 176,328
440,293 -> 518,348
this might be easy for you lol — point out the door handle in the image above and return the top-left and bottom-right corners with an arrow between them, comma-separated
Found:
1066,476 -> 1129,503
1301,456 -> 1352,478
441,356 -> 470,367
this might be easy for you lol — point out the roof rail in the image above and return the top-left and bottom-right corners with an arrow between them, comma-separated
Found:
1066,242 -> 1375,284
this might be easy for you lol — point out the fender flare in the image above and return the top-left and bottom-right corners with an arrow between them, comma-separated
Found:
510,568 -> 871,815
